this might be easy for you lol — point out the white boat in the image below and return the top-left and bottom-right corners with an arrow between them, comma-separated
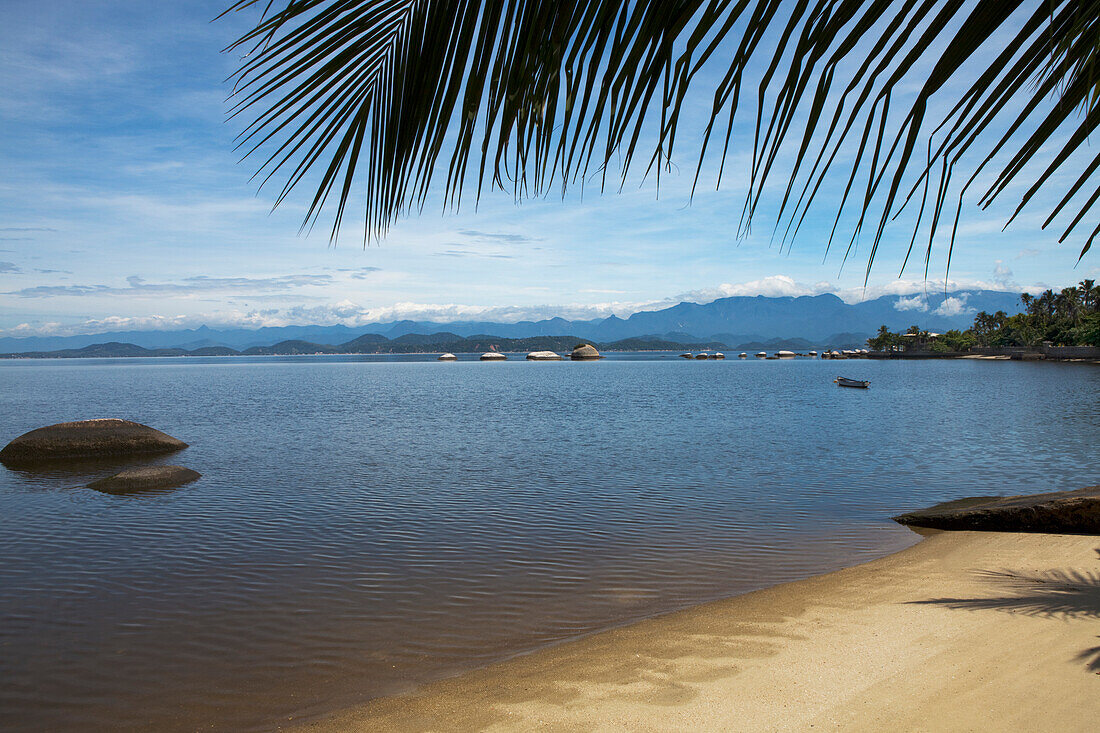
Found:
525,350 -> 561,360
438,353 -> 457,361
480,352 -> 506,360
835,376 -> 870,389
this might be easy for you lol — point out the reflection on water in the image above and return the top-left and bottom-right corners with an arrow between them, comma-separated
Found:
1,355 -> 1097,731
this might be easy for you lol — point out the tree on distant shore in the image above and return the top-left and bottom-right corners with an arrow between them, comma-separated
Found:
875,281 -> 1100,350
867,325 -> 901,352
222,1 -> 1098,275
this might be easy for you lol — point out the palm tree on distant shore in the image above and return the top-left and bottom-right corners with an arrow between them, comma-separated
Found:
221,0 -> 1098,276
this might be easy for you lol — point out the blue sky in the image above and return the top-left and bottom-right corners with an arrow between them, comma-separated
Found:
0,0 -> 1095,337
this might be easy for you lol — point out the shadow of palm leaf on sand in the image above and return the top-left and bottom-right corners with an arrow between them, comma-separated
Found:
1078,640 -> 1100,673
912,568 -> 1100,619
912,565 -> 1100,673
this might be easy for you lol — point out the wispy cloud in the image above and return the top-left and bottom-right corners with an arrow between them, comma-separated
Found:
458,229 -> 540,244
0,262 -> 22,273
0,227 -> 58,233
329,266 -> 382,280
992,260 -> 1016,289
435,248 -> 515,259
8,273 -> 334,298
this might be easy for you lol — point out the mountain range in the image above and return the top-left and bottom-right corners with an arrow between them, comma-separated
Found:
0,290 -> 1023,354
1,334 -> 733,359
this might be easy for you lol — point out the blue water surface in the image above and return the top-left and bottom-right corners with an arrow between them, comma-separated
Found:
1,354 -> 1097,731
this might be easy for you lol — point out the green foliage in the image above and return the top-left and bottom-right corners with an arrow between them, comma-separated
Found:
981,279 -> 1100,347
867,325 -> 901,351
1069,313 -> 1100,346
972,281 -> 1099,347
933,329 -> 978,352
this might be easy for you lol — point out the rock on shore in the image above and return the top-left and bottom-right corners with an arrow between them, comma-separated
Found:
893,485 -> 1100,534
0,419 -> 187,466
88,465 -> 201,493
570,343 -> 601,360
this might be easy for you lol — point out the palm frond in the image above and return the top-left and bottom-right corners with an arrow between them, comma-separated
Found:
222,0 -> 1100,270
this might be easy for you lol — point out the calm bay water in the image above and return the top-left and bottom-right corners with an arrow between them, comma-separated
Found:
1,354 -> 1097,731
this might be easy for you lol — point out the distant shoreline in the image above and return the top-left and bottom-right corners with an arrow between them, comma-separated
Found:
0,335 -> 731,360
3,346 -> 1096,362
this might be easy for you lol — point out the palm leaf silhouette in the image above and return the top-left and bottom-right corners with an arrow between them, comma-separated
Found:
221,0 -> 1100,273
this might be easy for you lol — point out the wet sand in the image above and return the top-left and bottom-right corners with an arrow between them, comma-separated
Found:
300,530 -> 1100,732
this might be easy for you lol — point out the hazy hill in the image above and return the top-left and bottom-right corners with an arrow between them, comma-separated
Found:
2,334 -> 726,359
0,290 -> 1024,354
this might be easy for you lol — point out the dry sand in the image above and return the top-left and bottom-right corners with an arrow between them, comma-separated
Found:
302,530 -> 1100,732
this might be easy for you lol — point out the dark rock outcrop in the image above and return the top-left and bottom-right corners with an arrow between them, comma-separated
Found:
0,419 -> 187,466
570,343 -> 601,360
893,486 -> 1100,534
88,465 -> 201,493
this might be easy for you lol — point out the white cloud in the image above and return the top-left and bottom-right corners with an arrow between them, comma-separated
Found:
676,274 -> 1025,305
677,275 -> 819,301
894,295 -> 929,312
933,295 -> 972,317
0,299 -> 652,338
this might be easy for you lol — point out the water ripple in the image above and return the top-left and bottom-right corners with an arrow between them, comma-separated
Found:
0,356 -> 1097,731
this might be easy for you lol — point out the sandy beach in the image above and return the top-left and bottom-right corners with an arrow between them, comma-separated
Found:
302,529 -> 1100,732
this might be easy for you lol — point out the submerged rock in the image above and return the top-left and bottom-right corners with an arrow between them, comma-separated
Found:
0,419 -> 187,466
893,486 -> 1100,534
570,343 -> 601,360
88,465 -> 201,494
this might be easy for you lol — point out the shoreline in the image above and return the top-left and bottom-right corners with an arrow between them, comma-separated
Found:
297,529 -> 1100,731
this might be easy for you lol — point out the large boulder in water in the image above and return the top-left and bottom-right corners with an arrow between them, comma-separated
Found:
0,419 -> 187,466
893,485 -> 1100,534
88,465 -> 201,494
570,343 -> 601,360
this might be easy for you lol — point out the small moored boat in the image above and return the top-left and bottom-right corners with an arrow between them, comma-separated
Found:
834,376 -> 870,389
